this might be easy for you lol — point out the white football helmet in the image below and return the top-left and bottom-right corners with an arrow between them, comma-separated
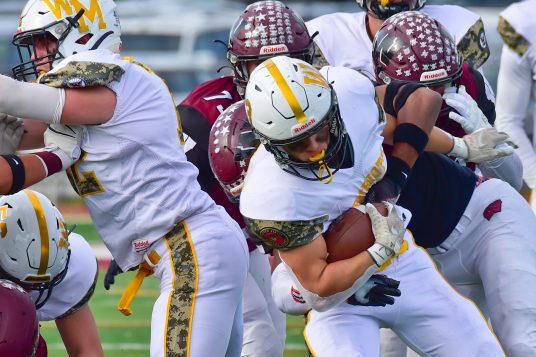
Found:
12,0 -> 122,81
0,190 -> 70,307
245,55 -> 351,181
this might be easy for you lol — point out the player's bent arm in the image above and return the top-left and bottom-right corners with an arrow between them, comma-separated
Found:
18,121 -> 47,150
0,154 -> 47,194
279,236 -> 375,298
0,74 -> 115,125
55,303 -> 104,357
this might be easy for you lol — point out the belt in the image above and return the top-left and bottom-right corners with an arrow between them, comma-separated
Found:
118,249 -> 161,316
376,240 -> 409,272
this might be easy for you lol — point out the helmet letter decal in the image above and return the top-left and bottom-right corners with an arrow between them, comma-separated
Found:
43,0 -> 107,32
0,205 -> 7,238
298,63 -> 329,89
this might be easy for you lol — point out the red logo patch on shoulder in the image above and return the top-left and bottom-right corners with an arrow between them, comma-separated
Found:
259,227 -> 289,249
483,199 -> 502,221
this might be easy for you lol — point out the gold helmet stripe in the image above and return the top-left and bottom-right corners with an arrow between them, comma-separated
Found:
265,59 -> 308,123
380,0 -> 390,6
25,190 -> 49,276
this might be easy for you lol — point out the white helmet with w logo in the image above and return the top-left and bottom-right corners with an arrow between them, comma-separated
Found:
13,0 -> 122,81
245,55 -> 351,181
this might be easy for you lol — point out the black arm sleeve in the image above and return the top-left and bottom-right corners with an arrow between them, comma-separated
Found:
177,104 -> 216,193
468,66 -> 496,125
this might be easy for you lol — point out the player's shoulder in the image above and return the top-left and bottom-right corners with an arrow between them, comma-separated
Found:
499,0 -> 536,57
307,11 -> 363,30
423,5 -> 479,29
321,66 -> 375,100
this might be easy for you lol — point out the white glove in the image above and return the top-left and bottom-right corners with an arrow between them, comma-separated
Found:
43,124 -> 82,169
0,114 -> 24,154
366,202 -> 405,267
443,85 -> 491,134
449,127 -> 515,164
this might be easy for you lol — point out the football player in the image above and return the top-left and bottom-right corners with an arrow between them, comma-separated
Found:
176,2 -> 316,354
372,11 -> 522,193
0,190 -> 102,356
307,0 -> 489,76
240,55 -> 504,356
496,0 -> 536,213
371,12 -> 536,356
0,279 -> 48,357
0,1 -> 248,356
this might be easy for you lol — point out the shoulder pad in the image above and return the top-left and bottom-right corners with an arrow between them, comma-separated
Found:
38,61 -> 124,88
457,18 -> 490,68
497,16 -> 531,57
243,215 -> 328,251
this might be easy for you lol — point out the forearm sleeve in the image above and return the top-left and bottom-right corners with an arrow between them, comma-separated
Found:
282,261 -> 376,312
271,263 -> 311,315
0,74 -> 64,124
495,46 -> 536,188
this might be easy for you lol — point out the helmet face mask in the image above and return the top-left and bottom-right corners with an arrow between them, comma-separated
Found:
209,101 -> 261,202
357,0 -> 427,20
372,11 -> 462,88
227,1 -> 315,95
246,56 -> 352,182
12,0 -> 122,81
0,190 -> 71,309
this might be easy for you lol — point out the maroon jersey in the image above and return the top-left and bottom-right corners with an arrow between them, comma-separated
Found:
178,76 -> 256,251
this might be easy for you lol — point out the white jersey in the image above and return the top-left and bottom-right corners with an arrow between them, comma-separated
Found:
240,66 -> 386,240
31,233 -> 97,321
47,50 -> 214,270
306,5 -> 485,76
496,0 -> 536,191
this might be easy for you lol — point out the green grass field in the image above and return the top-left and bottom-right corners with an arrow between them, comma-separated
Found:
41,222 -> 311,356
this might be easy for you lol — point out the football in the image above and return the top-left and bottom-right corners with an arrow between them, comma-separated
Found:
324,203 -> 387,263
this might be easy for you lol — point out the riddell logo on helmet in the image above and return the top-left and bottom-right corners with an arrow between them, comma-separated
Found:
420,69 -> 448,82
260,45 -> 289,55
292,118 -> 316,134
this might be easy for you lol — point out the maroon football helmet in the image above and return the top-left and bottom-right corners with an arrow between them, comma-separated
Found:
209,100 -> 260,203
373,11 -> 462,87
0,279 -> 40,357
357,0 -> 427,20
227,1 -> 315,93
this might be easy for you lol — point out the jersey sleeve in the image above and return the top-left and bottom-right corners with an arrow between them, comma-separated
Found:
497,15 -> 532,58
243,215 -> 328,251
38,61 -> 124,88
457,18 -> 490,69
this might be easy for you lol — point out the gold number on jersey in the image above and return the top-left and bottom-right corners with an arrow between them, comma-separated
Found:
122,56 -> 185,144
66,151 -> 105,197
0,205 -> 7,238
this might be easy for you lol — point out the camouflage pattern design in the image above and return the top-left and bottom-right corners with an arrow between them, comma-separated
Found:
38,61 -> 124,88
497,16 -> 531,58
57,263 -> 98,319
312,42 -> 330,69
164,221 -> 198,357
457,18 -> 490,69
244,215 -> 328,251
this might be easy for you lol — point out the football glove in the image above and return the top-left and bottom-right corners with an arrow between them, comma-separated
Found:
104,259 -> 123,290
449,127 -> 515,164
43,124 -> 82,170
366,202 -> 405,267
443,85 -> 491,134
0,114 -> 24,154
347,274 -> 401,307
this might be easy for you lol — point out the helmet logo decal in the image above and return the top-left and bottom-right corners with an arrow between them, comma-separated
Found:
43,0 -> 107,32
298,63 -> 329,88
265,59 -> 307,123
25,190 -> 49,276
420,68 -> 447,82
291,117 -> 316,134
259,44 -> 289,55
0,205 -> 7,238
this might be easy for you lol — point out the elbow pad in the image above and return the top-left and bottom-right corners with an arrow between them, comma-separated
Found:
0,74 -> 64,124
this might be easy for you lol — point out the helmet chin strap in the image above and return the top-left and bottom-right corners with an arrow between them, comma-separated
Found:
309,150 -> 334,184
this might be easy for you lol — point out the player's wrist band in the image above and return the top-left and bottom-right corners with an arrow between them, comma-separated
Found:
386,156 -> 411,189
393,123 -> 429,154
33,151 -> 63,177
1,154 -> 25,194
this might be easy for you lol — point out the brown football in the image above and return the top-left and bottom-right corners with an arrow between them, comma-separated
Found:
324,203 -> 387,263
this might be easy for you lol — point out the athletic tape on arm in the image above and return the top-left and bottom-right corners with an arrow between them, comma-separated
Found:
0,75 -> 64,124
